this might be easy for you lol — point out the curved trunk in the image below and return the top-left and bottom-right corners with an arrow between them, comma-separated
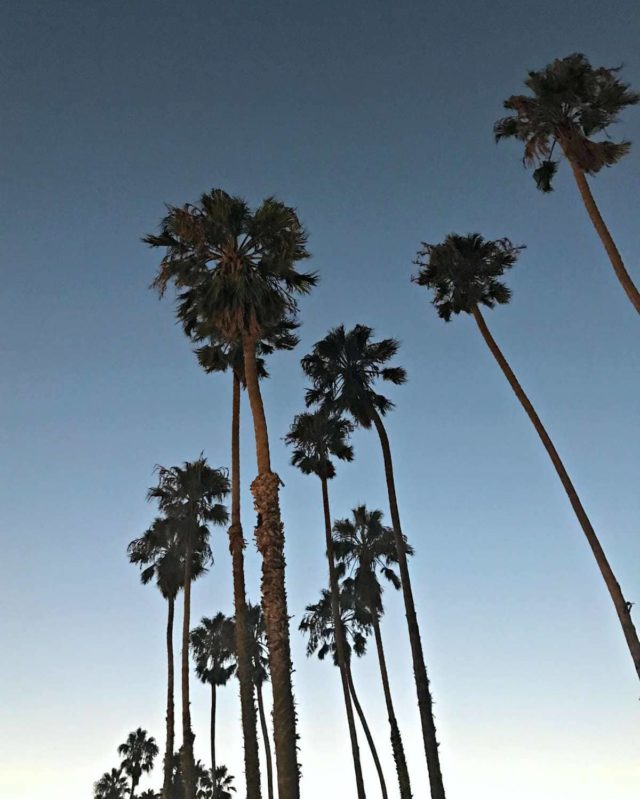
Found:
163,596 -> 175,799
321,476 -> 367,799
346,664 -> 388,799
242,334 -> 300,799
472,304 -> 640,680
181,534 -> 196,799
256,681 -> 275,799
210,683 -> 217,777
569,162 -> 640,313
371,611 -> 413,799
229,371 -> 263,799
371,409 -> 446,799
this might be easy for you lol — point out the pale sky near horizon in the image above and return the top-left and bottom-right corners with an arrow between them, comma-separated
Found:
1,2 -> 639,798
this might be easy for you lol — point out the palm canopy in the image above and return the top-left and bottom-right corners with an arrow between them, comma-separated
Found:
94,768 -> 129,799
195,762 -> 236,799
117,728 -> 159,786
301,324 -> 407,428
285,408 -> 354,480
413,233 -> 523,321
190,613 -> 236,687
494,52 -> 640,191
244,601 -> 270,686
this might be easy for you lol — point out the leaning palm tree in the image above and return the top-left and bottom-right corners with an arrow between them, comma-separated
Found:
413,232 -> 640,680
148,457 -> 230,799
334,505 -> 413,799
302,324 -> 446,799
146,189 -> 317,799
494,52 -> 640,312
285,409 -> 367,798
94,768 -> 129,799
117,728 -> 159,799
190,614 -> 236,778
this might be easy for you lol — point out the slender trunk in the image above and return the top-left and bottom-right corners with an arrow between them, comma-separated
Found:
321,476 -> 367,799
242,334 -> 300,799
210,683 -> 217,777
163,596 -> 175,799
347,664 -> 388,799
371,409 -> 446,799
229,371 -> 263,799
256,681 -> 275,799
569,161 -> 640,313
181,534 -> 196,799
472,304 -> 640,680
371,611 -> 413,799
130,776 -> 138,799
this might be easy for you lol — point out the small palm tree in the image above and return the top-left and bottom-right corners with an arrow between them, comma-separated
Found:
138,791 -> 160,799
195,761 -> 237,799
94,768 -> 129,799
334,505 -> 413,799
117,728 -> 159,799
413,232 -> 640,680
494,52 -> 640,312
302,324 -> 446,799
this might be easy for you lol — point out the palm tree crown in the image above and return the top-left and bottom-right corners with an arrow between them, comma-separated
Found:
190,614 -> 236,688
299,585 -> 371,665
117,729 -> 159,791
285,408 -> 354,480
94,768 -> 129,799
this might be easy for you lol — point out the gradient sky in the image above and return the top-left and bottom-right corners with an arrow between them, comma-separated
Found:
1,2 -> 639,798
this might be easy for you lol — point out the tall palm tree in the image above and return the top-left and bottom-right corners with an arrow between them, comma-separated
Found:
302,324 -> 446,799
494,52 -> 640,313
285,409 -> 367,798
190,614 -> 236,778
334,505 -> 413,799
117,729 -> 159,799
146,189 -> 317,799
148,457 -> 230,799
94,768 -> 129,799
413,232 -> 640,680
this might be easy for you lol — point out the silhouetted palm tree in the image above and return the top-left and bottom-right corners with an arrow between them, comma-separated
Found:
195,764 -> 236,799
117,728 -> 159,799
494,52 -> 640,312
334,505 -> 413,799
138,791 -> 160,799
94,768 -> 128,799
414,232 -> 640,680
302,324 -> 446,798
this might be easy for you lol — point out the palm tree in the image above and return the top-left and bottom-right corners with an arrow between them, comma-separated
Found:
94,768 -> 129,799
494,52 -> 640,312
413,232 -> 640,680
285,408 -> 367,796
190,614 -> 236,778
302,324 -> 446,799
334,505 -> 413,799
300,586 -> 388,799
148,457 -> 230,799
146,189 -> 317,799
117,729 -> 159,799
139,791 -> 160,799
194,761 -> 237,799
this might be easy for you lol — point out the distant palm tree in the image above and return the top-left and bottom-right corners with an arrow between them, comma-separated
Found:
494,52 -> 640,312
148,457 -> 230,799
413,232 -> 640,680
190,614 -> 236,777
94,768 -> 128,799
147,189 -> 317,799
334,505 -> 413,799
285,409 -> 367,798
117,728 -> 159,799
138,791 -> 160,799
302,324 -> 446,799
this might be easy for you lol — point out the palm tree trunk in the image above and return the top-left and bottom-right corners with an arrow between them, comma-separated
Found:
371,612 -> 412,799
211,683 -> 217,777
569,161 -> 640,313
181,535 -> 196,799
472,304 -> 640,679
163,596 -> 175,799
229,371 -> 263,799
346,664 -> 388,799
371,409 -> 446,799
321,476 -> 367,799
256,681 -> 275,799
242,334 -> 300,799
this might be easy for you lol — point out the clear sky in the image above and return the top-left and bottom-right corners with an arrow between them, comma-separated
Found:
1,2 -> 639,798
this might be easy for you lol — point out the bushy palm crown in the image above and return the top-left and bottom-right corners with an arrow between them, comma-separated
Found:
285,408 -> 354,480
196,764 -> 236,799
494,52 -> 640,191
138,791 -> 160,799
413,233 -> 523,321
117,729 -> 159,788
190,613 -> 236,687
94,768 -> 128,799
302,324 -> 407,428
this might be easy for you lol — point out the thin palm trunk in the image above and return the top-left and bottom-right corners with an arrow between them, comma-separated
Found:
320,476 -> 367,798
569,161 -> 640,313
229,371 -> 263,799
371,409 -> 446,799
472,304 -> 640,679
346,664 -> 388,799
242,334 -> 300,799
256,682 -> 275,799
210,683 -> 217,777
130,777 -> 138,799
163,596 -> 175,799
181,534 -> 196,799
371,612 -> 412,799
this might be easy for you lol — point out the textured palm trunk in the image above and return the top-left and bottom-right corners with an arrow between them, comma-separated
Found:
346,664 -> 388,799
242,334 -> 300,799
320,476 -> 367,799
472,304 -> 640,680
163,596 -> 175,799
229,371 -> 263,799
210,683 -> 217,777
371,409 -> 446,799
181,534 -> 196,799
569,161 -> 640,313
256,681 -> 275,799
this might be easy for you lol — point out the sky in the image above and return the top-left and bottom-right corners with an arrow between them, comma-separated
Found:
1,1 -> 639,798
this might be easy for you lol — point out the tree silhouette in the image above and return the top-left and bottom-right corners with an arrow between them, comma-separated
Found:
117,728 -> 158,799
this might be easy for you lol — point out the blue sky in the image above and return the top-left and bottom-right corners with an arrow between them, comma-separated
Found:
1,1 -> 639,797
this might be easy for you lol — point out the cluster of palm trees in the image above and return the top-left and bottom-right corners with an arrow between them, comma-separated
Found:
103,52 -> 637,799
